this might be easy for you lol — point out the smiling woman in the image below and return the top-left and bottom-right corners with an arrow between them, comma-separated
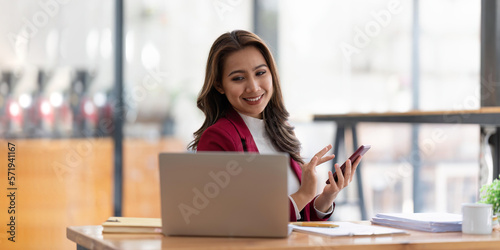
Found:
188,30 -> 363,222
188,30 -> 295,162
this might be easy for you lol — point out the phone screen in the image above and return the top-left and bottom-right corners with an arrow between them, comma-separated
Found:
326,145 -> 371,184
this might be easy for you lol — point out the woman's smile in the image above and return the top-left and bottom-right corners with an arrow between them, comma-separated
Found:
243,94 -> 265,104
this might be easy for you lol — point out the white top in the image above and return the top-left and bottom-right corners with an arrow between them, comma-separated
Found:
239,113 -> 333,220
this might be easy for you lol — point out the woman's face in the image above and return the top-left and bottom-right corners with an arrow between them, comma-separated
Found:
218,46 -> 273,119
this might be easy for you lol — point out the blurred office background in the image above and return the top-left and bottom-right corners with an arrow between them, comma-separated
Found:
0,0 -> 486,249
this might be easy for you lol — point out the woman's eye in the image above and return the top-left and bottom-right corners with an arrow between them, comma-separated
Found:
232,76 -> 244,81
256,71 -> 266,76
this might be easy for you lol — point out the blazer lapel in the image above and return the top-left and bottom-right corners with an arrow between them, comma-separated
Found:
224,108 -> 259,153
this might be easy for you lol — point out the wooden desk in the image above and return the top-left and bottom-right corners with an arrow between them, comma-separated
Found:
67,223 -> 500,250
313,107 -> 500,219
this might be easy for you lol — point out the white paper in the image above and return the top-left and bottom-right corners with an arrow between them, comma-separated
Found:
290,222 -> 408,237
375,213 -> 462,223
371,213 -> 462,232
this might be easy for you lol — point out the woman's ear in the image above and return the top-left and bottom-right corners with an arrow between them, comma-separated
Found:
214,83 -> 224,94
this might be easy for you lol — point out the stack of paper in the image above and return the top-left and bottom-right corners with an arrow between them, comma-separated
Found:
290,222 -> 408,237
371,213 -> 462,232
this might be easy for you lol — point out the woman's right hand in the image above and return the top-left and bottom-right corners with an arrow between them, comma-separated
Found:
290,144 -> 336,211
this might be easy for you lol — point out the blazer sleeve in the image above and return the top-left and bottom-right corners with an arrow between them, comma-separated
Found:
197,123 -> 241,152
306,197 -> 334,221
290,197 -> 333,222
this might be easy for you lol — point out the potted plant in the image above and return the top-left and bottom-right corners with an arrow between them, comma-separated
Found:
479,175 -> 500,221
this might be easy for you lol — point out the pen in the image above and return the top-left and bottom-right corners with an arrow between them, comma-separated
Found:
290,222 -> 339,228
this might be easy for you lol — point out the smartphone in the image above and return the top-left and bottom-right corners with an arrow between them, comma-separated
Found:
326,145 -> 371,184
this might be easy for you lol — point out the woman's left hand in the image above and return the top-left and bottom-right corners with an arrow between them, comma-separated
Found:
314,156 -> 362,212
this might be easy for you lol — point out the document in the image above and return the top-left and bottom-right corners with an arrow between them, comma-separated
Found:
290,222 -> 408,237
102,217 -> 162,234
371,213 -> 462,232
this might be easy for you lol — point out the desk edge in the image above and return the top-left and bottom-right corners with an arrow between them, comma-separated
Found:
67,226 -> 116,250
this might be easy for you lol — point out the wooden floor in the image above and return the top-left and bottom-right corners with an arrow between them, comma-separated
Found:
0,137 -> 184,250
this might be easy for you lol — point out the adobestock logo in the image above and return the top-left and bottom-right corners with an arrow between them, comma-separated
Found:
178,159 -> 243,225
340,0 -> 402,62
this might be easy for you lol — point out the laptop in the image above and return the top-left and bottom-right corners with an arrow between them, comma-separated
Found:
159,152 -> 289,238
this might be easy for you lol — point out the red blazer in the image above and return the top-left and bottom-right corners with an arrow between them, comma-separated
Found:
197,108 -> 333,221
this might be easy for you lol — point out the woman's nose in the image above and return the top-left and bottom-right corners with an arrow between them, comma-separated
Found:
246,77 -> 260,92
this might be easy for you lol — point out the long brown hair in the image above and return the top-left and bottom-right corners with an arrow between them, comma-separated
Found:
188,30 -> 304,164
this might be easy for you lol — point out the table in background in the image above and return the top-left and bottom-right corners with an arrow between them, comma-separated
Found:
314,107 -> 500,219
67,223 -> 500,250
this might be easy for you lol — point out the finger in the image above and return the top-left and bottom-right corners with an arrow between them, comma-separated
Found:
351,156 -> 362,182
317,154 -> 335,165
314,145 -> 332,159
344,159 -> 352,186
308,156 -> 319,169
328,171 -> 335,183
327,171 -> 335,185
334,163 -> 344,187
327,170 -> 340,190
353,155 -> 362,167
325,170 -> 339,195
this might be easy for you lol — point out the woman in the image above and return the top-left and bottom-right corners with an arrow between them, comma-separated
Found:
188,30 -> 361,221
